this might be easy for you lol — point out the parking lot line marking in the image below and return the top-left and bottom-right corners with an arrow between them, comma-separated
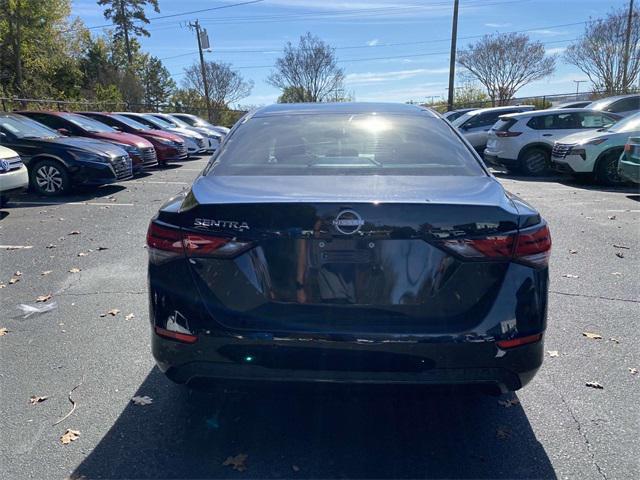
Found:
606,209 -> 640,213
9,201 -> 134,206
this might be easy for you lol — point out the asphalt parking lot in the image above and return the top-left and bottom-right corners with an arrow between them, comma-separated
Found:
1,158 -> 638,479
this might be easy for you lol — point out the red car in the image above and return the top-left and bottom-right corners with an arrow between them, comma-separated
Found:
18,111 -> 158,172
79,112 -> 188,166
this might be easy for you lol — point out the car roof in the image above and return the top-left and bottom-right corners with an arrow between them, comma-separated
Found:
461,105 -> 535,116
251,102 -> 437,118
588,93 -> 639,106
499,108 -> 605,119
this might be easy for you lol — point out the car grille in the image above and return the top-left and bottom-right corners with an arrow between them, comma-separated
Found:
552,143 -> 574,159
111,155 -> 133,179
141,147 -> 157,166
196,137 -> 206,148
176,142 -> 188,157
0,156 -> 23,174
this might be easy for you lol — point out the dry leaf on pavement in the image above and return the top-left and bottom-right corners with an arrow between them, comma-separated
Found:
607,215 -> 616,220
547,350 -> 559,357
97,246 -> 108,251
628,367 -> 638,375
611,272 -> 622,276
569,249 -> 578,254
60,429 -> 80,444
9,277 -> 20,284
46,244 -> 56,249
498,398 -> 520,408
609,337 -> 620,344
613,244 -> 630,249
77,252 -> 88,257
131,395 -> 153,406
68,231 -> 80,235
0,283 -> 5,288
69,268 -> 81,273
562,274 -> 579,278
107,309 -> 120,316
0,327 -> 9,336
585,382 -> 603,389
125,313 -> 135,320
41,271 -> 53,276
582,332 -> 602,340
223,453 -> 248,472
29,395 -> 48,404
615,252 -> 625,258
36,293 -> 52,303
14,271 -> 22,276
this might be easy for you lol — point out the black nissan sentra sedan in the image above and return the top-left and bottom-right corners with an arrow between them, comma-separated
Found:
0,113 -> 132,195
147,103 -> 551,393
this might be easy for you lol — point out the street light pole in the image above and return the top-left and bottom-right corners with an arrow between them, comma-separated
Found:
446,0 -> 460,112
573,80 -> 587,97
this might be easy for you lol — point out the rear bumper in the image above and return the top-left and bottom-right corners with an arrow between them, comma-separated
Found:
618,159 -> 640,184
0,165 -> 29,192
152,331 -> 544,392
484,153 -> 519,169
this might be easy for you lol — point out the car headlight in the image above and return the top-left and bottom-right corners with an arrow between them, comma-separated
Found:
72,151 -> 110,163
582,138 -> 608,146
155,137 -> 178,146
112,143 -> 140,155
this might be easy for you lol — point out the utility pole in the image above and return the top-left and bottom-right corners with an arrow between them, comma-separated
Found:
622,0 -> 635,93
573,80 -> 587,97
447,0 -> 460,112
189,19 -> 212,122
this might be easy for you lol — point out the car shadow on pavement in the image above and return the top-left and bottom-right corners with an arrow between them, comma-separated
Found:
71,368 -> 556,479
6,184 -> 127,208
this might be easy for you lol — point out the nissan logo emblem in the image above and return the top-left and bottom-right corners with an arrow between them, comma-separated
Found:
332,209 -> 364,235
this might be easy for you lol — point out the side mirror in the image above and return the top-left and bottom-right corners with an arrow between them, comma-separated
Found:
112,126 -> 122,132
57,128 -> 70,136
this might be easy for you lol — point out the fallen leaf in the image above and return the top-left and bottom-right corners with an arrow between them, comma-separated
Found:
585,216 -> 594,219
46,244 -> 57,249
585,381 -> 603,389
60,429 -> 80,444
628,367 -> 638,375
615,252 -> 625,259
607,215 -> 616,220
36,293 -> 52,303
77,252 -> 88,257
292,465 -> 300,472
569,249 -> 578,254
547,350 -> 559,357
41,270 -> 53,276
97,246 -> 108,251
125,313 -> 135,320
68,231 -> 80,235
611,272 -> 623,276
69,268 -> 81,273
0,327 -> 9,336
0,283 -> 5,288
107,309 -> 120,316
29,395 -> 48,405
14,271 -> 22,276
562,274 -> 579,278
131,395 -> 153,406
496,426 -> 511,439
223,453 -> 248,472
609,337 -> 620,344
9,277 -> 20,284
498,398 -> 520,408
582,332 -> 602,340
613,244 -> 630,249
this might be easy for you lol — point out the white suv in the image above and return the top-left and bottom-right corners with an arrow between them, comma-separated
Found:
484,109 -> 620,175
0,145 -> 29,207
551,112 -> 640,185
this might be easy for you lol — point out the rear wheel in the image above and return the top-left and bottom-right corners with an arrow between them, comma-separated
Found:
30,159 -> 71,196
519,148 -> 550,176
595,150 -> 625,186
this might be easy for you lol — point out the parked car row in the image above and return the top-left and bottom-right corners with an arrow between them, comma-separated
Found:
447,93 -> 640,184
0,111 -> 226,203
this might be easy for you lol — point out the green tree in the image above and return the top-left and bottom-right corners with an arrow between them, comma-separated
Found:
96,0 -> 160,64
140,55 -> 175,107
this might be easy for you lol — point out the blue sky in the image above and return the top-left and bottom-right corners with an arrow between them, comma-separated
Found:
71,0 -> 628,106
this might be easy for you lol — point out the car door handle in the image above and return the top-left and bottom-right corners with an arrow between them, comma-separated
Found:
542,134 -> 553,137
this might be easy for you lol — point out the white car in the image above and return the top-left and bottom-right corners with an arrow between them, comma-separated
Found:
150,113 -> 222,152
585,94 -> 640,118
451,105 -> 535,152
118,113 -> 207,155
0,145 -> 29,207
484,109 -> 620,175
170,113 -> 230,136
551,112 -> 640,185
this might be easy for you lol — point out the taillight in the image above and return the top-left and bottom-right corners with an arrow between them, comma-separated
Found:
441,223 -> 551,267
496,333 -> 542,349
495,131 -> 522,137
146,221 -> 253,263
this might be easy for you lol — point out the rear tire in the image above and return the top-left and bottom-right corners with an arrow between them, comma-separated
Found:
595,150 -> 625,186
519,148 -> 550,176
30,159 -> 71,196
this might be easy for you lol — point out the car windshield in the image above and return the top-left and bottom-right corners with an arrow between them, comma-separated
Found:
451,111 -> 477,127
211,113 -> 484,176
607,112 -> 640,133
111,114 -> 149,131
165,115 -> 191,128
587,98 -> 613,110
60,113 -> 116,133
143,114 -> 173,129
0,114 -> 61,139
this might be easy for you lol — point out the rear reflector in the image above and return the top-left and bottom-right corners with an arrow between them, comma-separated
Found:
154,326 -> 198,344
496,333 -> 542,349
441,223 -> 551,267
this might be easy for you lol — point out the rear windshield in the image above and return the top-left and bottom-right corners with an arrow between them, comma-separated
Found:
60,113 -> 115,133
492,118 -> 517,131
210,113 -> 484,176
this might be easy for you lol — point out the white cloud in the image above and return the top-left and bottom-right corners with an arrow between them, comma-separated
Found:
367,39 -> 380,46
346,68 -> 449,85
485,22 -> 511,28
528,29 -> 564,36
546,47 -> 567,56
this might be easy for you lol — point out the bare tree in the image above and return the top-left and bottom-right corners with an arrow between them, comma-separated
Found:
457,33 -> 556,106
183,61 -> 253,114
268,33 -> 345,103
565,6 -> 640,94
